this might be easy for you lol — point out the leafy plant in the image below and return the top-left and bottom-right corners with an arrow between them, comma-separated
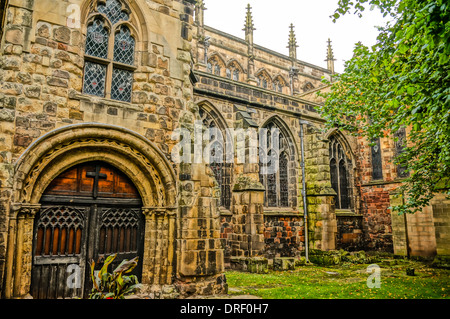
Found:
89,253 -> 142,299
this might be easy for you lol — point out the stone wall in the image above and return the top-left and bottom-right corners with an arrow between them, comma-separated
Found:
263,214 -> 305,258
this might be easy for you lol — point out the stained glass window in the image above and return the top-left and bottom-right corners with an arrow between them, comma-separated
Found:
83,0 -> 135,102
111,68 -> 133,101
113,25 -> 135,65
85,18 -> 109,59
259,122 -> 293,208
97,0 -> 129,25
83,62 -> 107,97
200,107 -> 232,210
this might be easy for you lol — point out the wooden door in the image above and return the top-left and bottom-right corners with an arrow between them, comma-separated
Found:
31,161 -> 144,299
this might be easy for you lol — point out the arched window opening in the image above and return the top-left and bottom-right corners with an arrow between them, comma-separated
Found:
199,106 -> 232,210
225,61 -> 242,82
371,138 -> 383,180
329,135 -> 352,210
272,76 -> 286,93
83,0 -> 136,102
207,55 -> 225,77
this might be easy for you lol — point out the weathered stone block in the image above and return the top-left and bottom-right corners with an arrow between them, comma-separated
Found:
229,257 -> 268,273
273,257 -> 295,271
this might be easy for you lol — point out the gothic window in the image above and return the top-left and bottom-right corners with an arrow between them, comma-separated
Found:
225,61 -> 242,82
199,106 -> 232,210
257,75 -> 268,89
83,0 -> 136,102
272,76 -> 286,93
259,122 -> 293,208
329,135 -> 352,209
207,55 -> 225,77
394,127 -> 409,178
371,138 -> 383,180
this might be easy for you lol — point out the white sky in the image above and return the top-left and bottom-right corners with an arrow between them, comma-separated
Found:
203,0 -> 389,73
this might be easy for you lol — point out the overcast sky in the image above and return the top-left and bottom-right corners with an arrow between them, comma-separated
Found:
203,0 -> 389,73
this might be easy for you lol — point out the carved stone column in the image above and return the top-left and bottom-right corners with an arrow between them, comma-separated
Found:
141,207 -> 177,286
4,203 -> 40,298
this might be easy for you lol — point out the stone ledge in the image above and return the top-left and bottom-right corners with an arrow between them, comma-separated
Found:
69,90 -> 144,112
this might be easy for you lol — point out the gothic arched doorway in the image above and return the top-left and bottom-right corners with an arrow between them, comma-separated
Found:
30,161 -> 145,299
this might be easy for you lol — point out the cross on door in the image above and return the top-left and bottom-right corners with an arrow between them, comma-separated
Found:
86,164 -> 107,198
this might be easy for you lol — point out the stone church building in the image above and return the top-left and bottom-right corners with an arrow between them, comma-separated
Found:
0,0 -> 448,299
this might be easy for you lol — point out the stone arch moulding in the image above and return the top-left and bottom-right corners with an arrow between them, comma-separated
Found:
13,122 -> 177,207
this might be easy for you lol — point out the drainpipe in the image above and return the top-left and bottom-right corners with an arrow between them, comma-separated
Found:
299,119 -> 309,262
402,191 -> 411,259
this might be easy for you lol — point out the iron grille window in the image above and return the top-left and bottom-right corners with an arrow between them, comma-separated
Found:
83,0 -> 136,102
329,135 -> 352,209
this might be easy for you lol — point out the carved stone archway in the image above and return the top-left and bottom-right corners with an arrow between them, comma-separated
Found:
4,123 -> 178,298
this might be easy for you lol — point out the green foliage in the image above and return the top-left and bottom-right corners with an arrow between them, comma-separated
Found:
318,0 -> 450,214
89,254 -> 142,299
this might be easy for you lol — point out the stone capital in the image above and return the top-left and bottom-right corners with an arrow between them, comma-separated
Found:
10,203 -> 41,219
142,207 -> 177,217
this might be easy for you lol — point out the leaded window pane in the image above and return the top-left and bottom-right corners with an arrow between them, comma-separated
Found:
339,160 -> 349,209
83,61 -> 107,97
97,0 -> 129,25
226,68 -> 231,78
267,168 -> 277,207
85,18 -> 109,59
111,67 -> 133,102
113,25 -> 135,65
329,135 -> 351,209
279,153 -> 289,207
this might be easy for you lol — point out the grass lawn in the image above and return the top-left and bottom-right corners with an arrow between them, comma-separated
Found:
225,259 -> 450,299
